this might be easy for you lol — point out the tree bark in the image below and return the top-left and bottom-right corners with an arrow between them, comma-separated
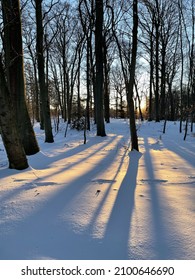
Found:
103,34 -> 110,123
127,0 -> 139,151
154,19 -> 160,122
2,0 -> 40,155
95,0 -> 106,136
35,0 -> 54,143
0,57 -> 28,170
148,24 -> 154,121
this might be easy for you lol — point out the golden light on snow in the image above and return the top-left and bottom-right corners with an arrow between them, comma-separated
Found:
1,120 -> 195,259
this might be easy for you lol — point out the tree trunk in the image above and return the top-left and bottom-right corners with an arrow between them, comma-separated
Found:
95,0 -> 106,136
103,35 -> 110,123
86,39 -> 91,130
2,0 -> 39,155
127,0 -> 139,151
27,44 -> 40,123
148,22 -> 154,121
0,57 -> 28,170
160,47 -> 166,119
35,0 -> 54,143
135,80 -> 144,121
155,18 -> 160,122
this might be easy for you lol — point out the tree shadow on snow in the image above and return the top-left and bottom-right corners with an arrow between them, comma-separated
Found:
98,150 -> 142,259
162,137 -> 195,168
143,137 -> 185,259
0,134 -> 131,260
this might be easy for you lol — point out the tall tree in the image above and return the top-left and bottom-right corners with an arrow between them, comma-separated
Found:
2,0 -> 39,155
0,56 -> 28,170
154,0 -> 160,122
108,0 -> 139,150
79,0 -> 95,130
95,0 -> 106,136
127,0 -> 139,151
35,0 -> 54,143
139,3 -> 155,121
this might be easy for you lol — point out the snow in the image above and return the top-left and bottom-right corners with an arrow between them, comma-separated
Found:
0,119 -> 195,260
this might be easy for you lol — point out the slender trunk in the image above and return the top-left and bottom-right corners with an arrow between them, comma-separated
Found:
183,116 -> 188,140
127,0 -> 139,151
160,47 -> 166,119
67,76 -> 71,124
135,80 -> 144,121
168,81 -> 175,121
95,0 -> 106,136
103,35 -> 110,123
179,3 -> 184,132
34,63 -> 40,123
27,45 -> 40,122
77,50 -> 81,120
155,19 -> 160,122
62,51 -> 67,121
148,28 -> 154,121
86,39 -> 91,130
35,0 -> 54,143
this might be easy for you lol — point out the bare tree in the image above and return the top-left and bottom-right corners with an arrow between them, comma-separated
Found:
95,0 -> 106,136
35,0 -> 54,142
0,56 -> 28,170
127,0 -> 139,150
107,0 -> 139,150
2,0 -> 39,154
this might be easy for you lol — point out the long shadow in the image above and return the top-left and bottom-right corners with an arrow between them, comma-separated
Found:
27,136 -> 120,183
0,136 -> 118,204
162,137 -> 195,168
85,140 -> 131,237
96,151 -> 142,259
0,135 -> 117,182
29,135 -> 118,170
143,136 -> 183,259
0,135 -> 129,259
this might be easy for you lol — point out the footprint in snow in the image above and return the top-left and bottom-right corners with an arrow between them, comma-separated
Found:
95,190 -> 101,196
92,179 -> 116,184
141,179 -> 168,183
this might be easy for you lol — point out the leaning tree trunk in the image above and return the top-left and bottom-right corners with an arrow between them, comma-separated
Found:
95,0 -> 106,136
35,0 -> 54,143
2,0 -> 40,155
0,57 -> 28,170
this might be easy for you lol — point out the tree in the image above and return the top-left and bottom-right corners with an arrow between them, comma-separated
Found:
127,0 -> 139,150
23,13 -> 40,123
139,2 -> 155,121
50,2 -> 70,122
79,0 -> 95,130
35,0 -> 54,143
140,0 -> 180,121
108,0 -> 139,151
111,65 -> 126,118
2,0 -> 39,155
0,56 -> 28,170
95,0 -> 106,136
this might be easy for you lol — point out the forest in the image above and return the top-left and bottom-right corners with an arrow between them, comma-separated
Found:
0,0 -> 194,168
0,0 -> 195,261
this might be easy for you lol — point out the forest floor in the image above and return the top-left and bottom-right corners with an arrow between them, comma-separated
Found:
0,119 -> 195,260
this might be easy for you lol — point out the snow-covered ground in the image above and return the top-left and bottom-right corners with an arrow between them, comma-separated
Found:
0,119 -> 195,260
